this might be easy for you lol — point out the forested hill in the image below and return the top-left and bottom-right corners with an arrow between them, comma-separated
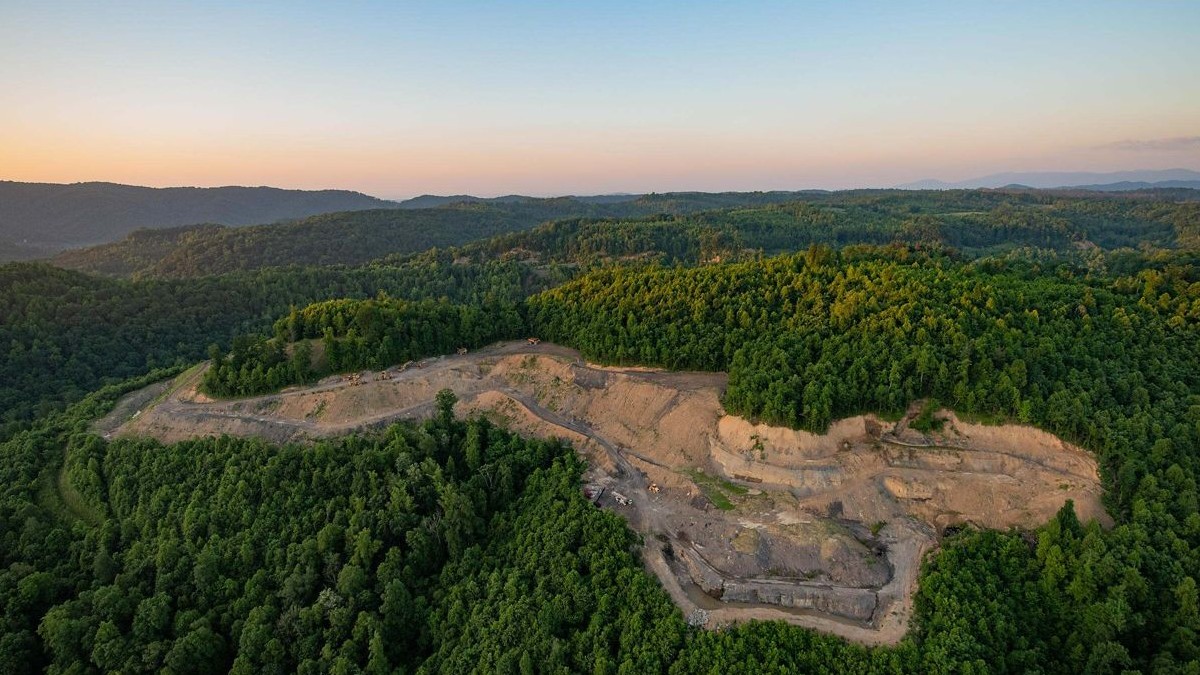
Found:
524,247 -> 1200,669
0,181 -> 394,260
193,244 -> 1200,670
52,200 -> 632,278
51,206 -> 539,278
7,189 -> 1199,430
0,258 -> 545,434
50,191 -> 827,278
5,187 -> 1200,669
56,190 -> 1200,279
422,190 -> 1199,267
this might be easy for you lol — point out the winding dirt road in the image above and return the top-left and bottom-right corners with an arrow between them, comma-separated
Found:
105,340 -> 1107,645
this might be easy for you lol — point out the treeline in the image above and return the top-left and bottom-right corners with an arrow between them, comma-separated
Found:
0,259 -> 543,435
527,244 -> 1200,669
202,295 -> 526,397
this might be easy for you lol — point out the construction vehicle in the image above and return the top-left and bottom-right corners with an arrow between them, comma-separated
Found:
456,347 -> 468,355
648,483 -> 661,494
526,337 -> 541,346
611,491 -> 632,506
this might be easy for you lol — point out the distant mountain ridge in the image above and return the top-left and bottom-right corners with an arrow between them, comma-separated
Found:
0,181 -> 396,259
898,168 -> 1200,190
1070,180 -> 1200,192
395,193 -> 641,208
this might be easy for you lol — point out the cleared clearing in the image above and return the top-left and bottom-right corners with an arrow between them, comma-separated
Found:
108,340 -> 1110,644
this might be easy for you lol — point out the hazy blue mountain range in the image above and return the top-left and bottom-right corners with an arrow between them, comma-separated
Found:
394,193 -> 641,208
899,168 -> 1200,190
1070,180 -> 1200,191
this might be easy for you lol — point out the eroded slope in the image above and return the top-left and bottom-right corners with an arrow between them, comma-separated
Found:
106,341 -> 1109,643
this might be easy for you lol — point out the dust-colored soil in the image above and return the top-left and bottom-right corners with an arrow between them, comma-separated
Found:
109,341 -> 1109,644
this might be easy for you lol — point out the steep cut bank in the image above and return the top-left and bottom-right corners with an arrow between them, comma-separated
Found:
105,341 -> 1110,644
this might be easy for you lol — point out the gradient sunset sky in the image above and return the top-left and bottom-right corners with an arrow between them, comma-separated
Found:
2,1 -> 1198,197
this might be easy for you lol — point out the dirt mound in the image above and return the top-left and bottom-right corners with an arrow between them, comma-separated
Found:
109,340 -> 1110,644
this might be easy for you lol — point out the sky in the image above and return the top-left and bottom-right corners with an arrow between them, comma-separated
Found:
1,1 -> 1198,198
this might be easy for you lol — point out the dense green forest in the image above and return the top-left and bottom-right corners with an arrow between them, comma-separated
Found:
368,190 -> 1200,269
0,259 -> 547,436
55,189 -> 1199,279
50,192 -> 824,279
0,373 -> 1153,673
202,295 -> 527,397
4,189 -> 1200,671
197,245 -> 1200,669
36,187 -> 1194,431
0,379 -> 687,673
51,204 -> 557,279
7,189 -> 1197,434
529,246 -> 1199,434
528,245 -> 1200,669
207,186 -> 1200,399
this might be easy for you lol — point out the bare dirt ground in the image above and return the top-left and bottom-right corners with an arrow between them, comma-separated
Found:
107,341 -> 1110,644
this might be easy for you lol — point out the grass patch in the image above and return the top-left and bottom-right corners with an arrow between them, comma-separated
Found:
723,481 -> 749,496
688,468 -> 749,495
36,470 -> 79,525
36,464 -> 103,527
686,468 -> 747,511
701,486 -> 735,511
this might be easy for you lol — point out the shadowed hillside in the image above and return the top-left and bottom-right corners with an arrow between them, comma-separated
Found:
0,181 -> 395,258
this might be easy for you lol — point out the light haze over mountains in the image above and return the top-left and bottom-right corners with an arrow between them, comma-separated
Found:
898,168 -> 1200,190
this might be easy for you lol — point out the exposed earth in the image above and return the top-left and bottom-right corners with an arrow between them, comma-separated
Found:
100,341 -> 1111,644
